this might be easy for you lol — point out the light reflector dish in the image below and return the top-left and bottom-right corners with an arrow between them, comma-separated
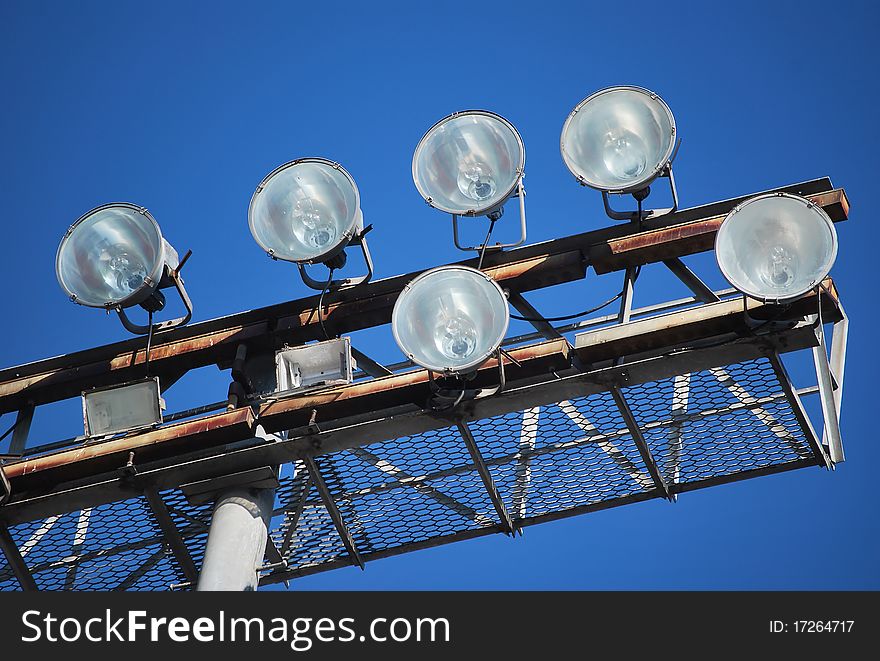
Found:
392,265 -> 509,375
83,378 -> 163,438
561,86 -> 676,193
249,158 -> 362,264
56,203 -> 166,308
413,110 -> 524,216
715,193 -> 838,303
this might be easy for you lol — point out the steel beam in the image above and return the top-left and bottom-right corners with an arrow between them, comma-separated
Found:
767,354 -> 829,469
589,188 -> 848,274
0,322 -> 825,526
279,473 -> 312,557
813,312 -> 845,463
557,400 -> 654,490
144,489 -> 199,583
610,387 -> 670,499
666,373 -> 689,494
512,407 -> 539,523
304,457 -> 364,569
457,422 -> 514,533
9,406 -> 34,457
115,547 -> 167,591
709,367 -> 807,459
349,447 -> 495,526
0,521 -> 37,590
663,258 -> 720,303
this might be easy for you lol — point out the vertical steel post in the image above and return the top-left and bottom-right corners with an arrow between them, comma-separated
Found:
197,487 -> 274,591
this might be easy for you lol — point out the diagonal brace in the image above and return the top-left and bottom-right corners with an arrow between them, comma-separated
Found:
610,387 -> 671,499
0,521 -> 37,590
144,489 -> 199,583
457,422 -> 515,533
305,457 -> 364,569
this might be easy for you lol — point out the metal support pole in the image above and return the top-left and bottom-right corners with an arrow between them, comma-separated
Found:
617,266 -> 637,325
768,353 -> 830,469
197,487 -> 274,591
813,320 -> 844,463
8,405 -> 34,457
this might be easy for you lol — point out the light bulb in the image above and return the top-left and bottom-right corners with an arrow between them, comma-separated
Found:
293,197 -> 337,249
458,163 -> 497,202
761,245 -> 798,290
437,313 -> 477,359
602,129 -> 647,180
99,243 -> 147,294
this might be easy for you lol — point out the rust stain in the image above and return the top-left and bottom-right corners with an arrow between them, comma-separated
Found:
3,408 -> 254,479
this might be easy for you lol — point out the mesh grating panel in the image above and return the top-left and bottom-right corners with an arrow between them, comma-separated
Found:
0,356 -> 822,590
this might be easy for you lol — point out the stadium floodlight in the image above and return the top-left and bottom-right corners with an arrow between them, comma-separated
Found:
249,158 -> 374,290
56,203 -> 193,335
392,265 -> 509,376
412,110 -> 527,252
561,85 -> 679,220
82,377 -> 164,438
715,192 -> 838,304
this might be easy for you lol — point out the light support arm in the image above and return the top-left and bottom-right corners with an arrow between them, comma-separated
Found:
452,179 -> 527,253
297,226 -> 375,291
116,253 -> 194,335
601,162 -> 680,221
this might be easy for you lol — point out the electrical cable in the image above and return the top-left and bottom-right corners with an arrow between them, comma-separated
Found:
510,197 -> 645,324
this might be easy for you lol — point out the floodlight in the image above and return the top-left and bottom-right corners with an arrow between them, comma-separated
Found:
561,86 -> 679,220
82,377 -> 164,438
412,110 -> 527,252
56,203 -> 193,334
249,158 -> 373,290
715,192 -> 838,304
392,265 -> 509,376
276,337 -> 354,392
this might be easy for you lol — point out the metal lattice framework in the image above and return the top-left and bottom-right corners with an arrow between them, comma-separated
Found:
0,178 -> 850,590
0,352 -> 831,590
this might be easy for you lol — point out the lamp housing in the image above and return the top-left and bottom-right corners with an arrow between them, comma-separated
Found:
249,158 -> 364,265
82,377 -> 164,438
561,85 -> 677,195
413,110 -> 525,218
56,203 -> 178,310
392,265 -> 509,376
715,192 -> 838,304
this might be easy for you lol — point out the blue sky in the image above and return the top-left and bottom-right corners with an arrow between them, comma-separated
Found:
0,0 -> 877,589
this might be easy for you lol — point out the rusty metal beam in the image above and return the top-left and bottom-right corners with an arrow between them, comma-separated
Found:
589,188 -> 848,274
574,280 -> 841,366
0,252 -> 584,414
0,179 -> 845,416
2,407 -> 255,489
0,315 -> 825,527
1,279 -> 844,509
